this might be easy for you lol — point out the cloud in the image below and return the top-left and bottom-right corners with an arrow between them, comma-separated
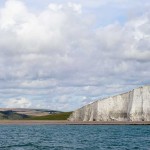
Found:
48,3 -> 63,11
68,2 -> 82,14
3,97 -> 32,108
0,0 -> 149,110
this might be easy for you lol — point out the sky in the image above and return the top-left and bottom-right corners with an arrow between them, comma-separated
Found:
0,0 -> 149,111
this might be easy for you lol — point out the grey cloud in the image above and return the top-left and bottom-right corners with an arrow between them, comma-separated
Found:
0,0 -> 149,110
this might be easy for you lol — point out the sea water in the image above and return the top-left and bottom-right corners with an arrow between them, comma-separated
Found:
0,125 -> 149,150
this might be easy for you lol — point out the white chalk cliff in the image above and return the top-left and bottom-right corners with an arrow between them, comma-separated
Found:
68,86 -> 150,121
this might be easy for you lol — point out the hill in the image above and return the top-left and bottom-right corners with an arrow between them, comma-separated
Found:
0,110 -> 29,120
27,112 -> 72,120
0,108 -> 71,120
0,108 -> 61,116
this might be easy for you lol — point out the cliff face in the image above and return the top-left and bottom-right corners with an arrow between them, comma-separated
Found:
68,86 -> 150,121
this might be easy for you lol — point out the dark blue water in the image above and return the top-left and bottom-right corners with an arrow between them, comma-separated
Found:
0,125 -> 149,150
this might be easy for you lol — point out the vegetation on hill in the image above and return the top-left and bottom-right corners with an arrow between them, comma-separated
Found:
26,112 -> 72,120
0,111 -> 29,120
0,110 -> 72,120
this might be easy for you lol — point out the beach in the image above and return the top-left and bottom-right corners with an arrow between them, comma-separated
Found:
0,120 -> 150,125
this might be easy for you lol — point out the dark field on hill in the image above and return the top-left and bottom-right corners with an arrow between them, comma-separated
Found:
0,109 -> 72,120
26,112 -> 72,120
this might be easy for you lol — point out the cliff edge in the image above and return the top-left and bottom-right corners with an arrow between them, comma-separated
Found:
68,85 -> 150,121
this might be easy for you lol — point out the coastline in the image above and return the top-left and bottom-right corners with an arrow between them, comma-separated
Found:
0,120 -> 150,125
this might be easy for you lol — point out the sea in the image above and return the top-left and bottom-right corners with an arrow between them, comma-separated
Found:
0,125 -> 149,150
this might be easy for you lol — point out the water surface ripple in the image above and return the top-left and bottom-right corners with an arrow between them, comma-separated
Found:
0,125 -> 149,150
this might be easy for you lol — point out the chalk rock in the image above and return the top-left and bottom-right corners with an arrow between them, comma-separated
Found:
68,86 -> 150,121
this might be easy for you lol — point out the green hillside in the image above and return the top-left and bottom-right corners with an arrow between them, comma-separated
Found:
0,111 -> 29,120
27,112 -> 72,120
0,110 -> 72,120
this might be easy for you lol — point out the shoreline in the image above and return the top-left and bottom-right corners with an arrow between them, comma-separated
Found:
0,120 -> 150,125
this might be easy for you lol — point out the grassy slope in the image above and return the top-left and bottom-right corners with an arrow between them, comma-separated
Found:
26,112 -> 72,120
0,111 -> 29,120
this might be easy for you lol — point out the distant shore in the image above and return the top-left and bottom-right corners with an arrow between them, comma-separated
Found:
0,120 -> 150,125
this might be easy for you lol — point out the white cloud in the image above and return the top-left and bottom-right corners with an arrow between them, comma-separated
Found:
48,3 -> 63,11
4,97 -> 32,108
0,0 -> 149,110
68,2 -> 82,14
0,0 -> 27,30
